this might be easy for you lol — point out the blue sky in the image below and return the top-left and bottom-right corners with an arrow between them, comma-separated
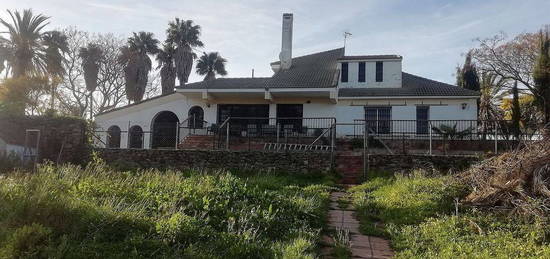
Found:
2,0 -> 549,84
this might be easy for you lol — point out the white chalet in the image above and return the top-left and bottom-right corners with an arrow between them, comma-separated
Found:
94,13 -> 479,149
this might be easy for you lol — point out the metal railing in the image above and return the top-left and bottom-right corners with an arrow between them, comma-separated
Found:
178,115 -> 215,147
345,119 -> 543,155
213,117 -> 337,151
91,119 -> 543,155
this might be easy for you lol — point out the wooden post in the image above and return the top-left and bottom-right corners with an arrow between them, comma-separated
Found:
363,121 -> 369,180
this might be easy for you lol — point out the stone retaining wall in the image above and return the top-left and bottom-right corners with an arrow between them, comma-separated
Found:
95,148 -> 332,173
367,154 -> 480,173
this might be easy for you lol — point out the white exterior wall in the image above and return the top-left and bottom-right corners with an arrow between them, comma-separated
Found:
338,60 -> 402,88
334,98 -> 477,136
94,91 -> 478,147
94,93 -> 215,149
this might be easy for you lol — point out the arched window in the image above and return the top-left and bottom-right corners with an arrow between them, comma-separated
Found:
151,111 -> 179,149
107,126 -> 121,148
128,125 -> 144,149
188,106 -> 204,129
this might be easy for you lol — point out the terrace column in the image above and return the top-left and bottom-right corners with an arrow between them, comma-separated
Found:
269,104 -> 277,124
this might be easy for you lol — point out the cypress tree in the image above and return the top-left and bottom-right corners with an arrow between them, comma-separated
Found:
533,29 -> 550,124
457,51 -> 480,91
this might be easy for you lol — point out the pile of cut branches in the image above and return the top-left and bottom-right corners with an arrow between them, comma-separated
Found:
461,138 -> 550,217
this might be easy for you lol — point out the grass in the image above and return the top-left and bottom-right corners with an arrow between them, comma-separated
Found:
0,160 -> 336,258
349,170 -> 550,258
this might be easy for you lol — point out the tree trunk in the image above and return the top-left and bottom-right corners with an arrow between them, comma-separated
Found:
512,81 -> 521,140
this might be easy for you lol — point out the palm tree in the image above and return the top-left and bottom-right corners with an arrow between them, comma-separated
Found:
42,30 -> 68,111
166,18 -> 203,87
196,52 -> 227,81
79,43 -> 103,119
156,43 -> 176,94
432,124 -> 474,154
0,9 -> 51,77
479,72 -> 508,138
119,32 -> 159,103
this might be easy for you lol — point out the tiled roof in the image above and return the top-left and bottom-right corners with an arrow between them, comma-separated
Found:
182,77 -> 270,89
95,93 -> 179,116
338,55 -> 402,61
178,48 -> 345,90
267,48 -> 344,88
338,72 -> 480,97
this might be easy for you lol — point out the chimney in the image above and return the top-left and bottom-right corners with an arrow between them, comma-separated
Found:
279,13 -> 293,70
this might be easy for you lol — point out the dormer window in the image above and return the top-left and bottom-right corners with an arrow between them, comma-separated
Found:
376,62 -> 383,82
358,62 -> 366,82
341,62 -> 348,82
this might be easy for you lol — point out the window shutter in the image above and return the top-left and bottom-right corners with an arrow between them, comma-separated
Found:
341,62 -> 348,82
376,62 -> 383,82
358,62 -> 366,82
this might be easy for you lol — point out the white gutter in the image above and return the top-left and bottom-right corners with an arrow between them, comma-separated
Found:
338,95 -> 479,100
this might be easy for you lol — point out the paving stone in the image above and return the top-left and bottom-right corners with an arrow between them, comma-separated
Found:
350,247 -> 373,258
329,202 -> 341,209
341,222 -> 361,234
350,235 -> 371,247
342,215 -> 359,223
369,237 -> 389,244
330,192 -> 346,201
321,235 -> 334,246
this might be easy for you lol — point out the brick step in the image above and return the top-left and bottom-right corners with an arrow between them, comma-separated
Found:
179,135 -> 216,150
335,152 -> 364,185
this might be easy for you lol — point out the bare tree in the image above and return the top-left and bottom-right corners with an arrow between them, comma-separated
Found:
472,31 -> 540,93
56,28 -> 133,117
472,29 -> 549,124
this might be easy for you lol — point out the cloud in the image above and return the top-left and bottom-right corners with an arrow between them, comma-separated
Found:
0,0 -> 549,83
86,2 -> 134,13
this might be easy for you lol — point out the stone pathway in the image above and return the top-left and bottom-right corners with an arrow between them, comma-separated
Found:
324,191 -> 394,258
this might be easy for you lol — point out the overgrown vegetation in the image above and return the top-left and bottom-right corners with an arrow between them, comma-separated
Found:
349,158 -> 550,258
0,161 -> 335,258
461,139 -> 550,216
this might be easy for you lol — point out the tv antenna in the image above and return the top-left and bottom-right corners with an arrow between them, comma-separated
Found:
343,31 -> 352,48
